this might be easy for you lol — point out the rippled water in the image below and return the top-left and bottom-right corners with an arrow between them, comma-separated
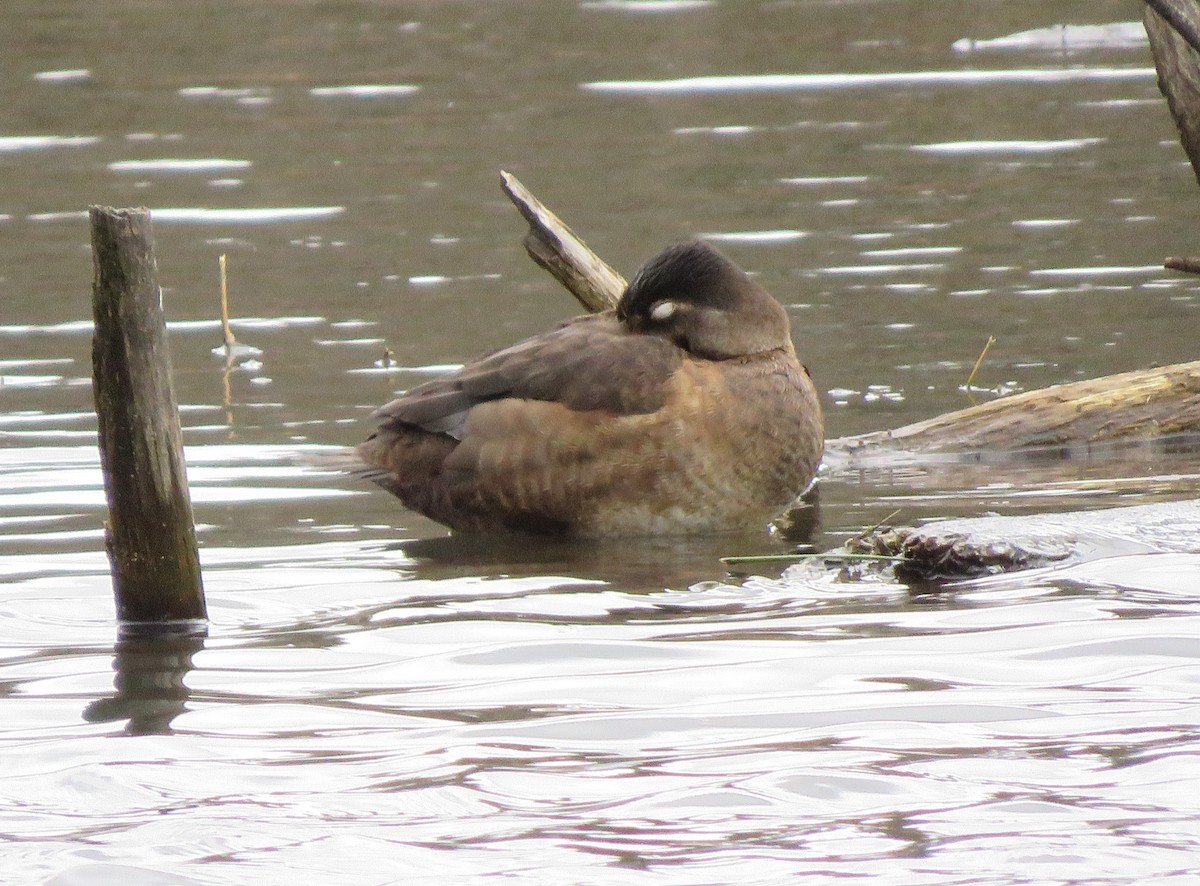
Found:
4,1 -> 1200,883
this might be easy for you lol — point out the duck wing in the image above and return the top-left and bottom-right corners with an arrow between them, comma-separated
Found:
371,312 -> 682,440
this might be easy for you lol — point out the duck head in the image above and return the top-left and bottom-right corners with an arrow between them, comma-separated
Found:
616,240 -> 793,359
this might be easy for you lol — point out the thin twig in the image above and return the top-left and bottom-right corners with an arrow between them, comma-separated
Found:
720,552 -> 904,566
965,335 -> 996,390
721,510 -> 904,567
850,507 -> 903,544
218,254 -> 237,352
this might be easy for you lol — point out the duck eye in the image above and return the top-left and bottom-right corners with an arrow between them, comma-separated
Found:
649,300 -> 678,322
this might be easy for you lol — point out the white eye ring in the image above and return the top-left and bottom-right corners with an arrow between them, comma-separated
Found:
649,300 -> 678,322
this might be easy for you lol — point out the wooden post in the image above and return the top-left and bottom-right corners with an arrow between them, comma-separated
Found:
89,206 -> 206,623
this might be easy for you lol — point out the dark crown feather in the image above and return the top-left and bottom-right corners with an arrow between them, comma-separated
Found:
617,241 -> 743,319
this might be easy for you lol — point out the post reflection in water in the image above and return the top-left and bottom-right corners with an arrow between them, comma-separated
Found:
83,623 -> 207,736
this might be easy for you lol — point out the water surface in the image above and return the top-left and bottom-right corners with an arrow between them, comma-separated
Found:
3,1 -> 1200,883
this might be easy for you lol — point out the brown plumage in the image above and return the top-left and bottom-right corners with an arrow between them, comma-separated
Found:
357,241 -> 824,536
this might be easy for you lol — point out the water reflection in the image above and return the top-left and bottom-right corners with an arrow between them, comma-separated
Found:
952,22 -> 1148,54
82,624 -> 206,736
395,502 -> 817,591
584,66 -> 1158,93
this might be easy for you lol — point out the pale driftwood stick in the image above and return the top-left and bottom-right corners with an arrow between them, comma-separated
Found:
218,253 -> 237,351
90,206 -> 206,623
827,359 -> 1200,463
1145,0 -> 1200,185
499,170 -> 625,313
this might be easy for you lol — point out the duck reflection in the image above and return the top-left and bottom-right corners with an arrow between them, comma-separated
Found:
393,494 -> 820,593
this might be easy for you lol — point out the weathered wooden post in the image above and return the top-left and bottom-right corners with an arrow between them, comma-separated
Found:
89,206 -> 206,623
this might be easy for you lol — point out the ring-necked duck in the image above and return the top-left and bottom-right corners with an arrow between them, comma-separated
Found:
357,240 -> 823,536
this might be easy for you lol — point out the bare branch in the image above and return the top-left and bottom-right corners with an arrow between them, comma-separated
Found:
500,171 -> 626,313
1145,0 -> 1200,56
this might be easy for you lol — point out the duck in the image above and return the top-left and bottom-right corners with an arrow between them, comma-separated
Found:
356,240 -> 824,536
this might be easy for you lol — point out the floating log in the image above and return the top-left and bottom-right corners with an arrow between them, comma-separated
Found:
825,360 -> 1200,464
90,206 -> 206,623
